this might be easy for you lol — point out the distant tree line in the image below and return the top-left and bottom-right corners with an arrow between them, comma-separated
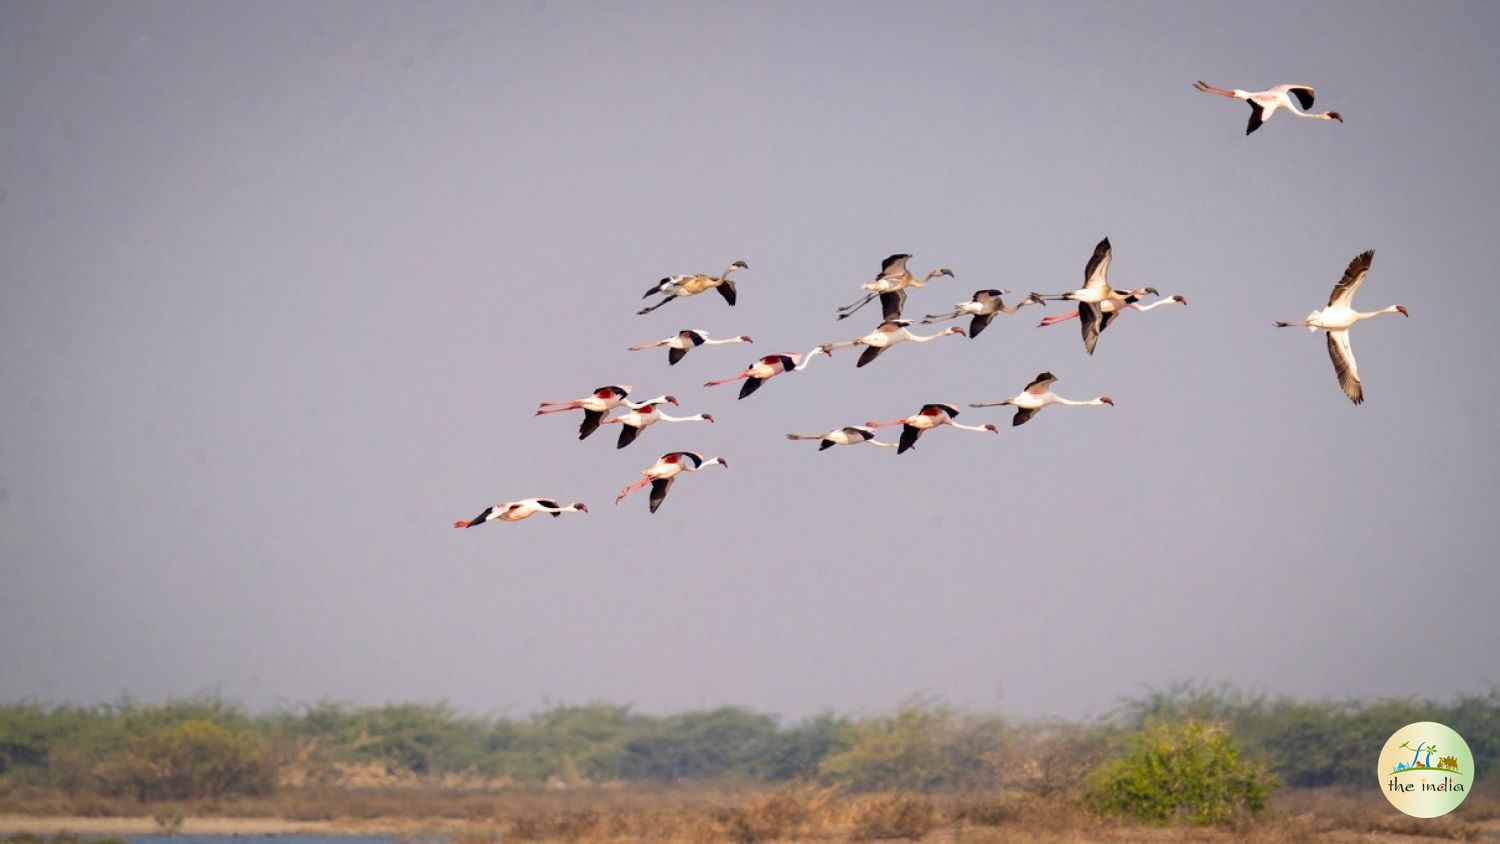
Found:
0,687 -> 1495,800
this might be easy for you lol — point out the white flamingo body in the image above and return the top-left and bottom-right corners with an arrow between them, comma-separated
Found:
1274,250 -> 1407,405
786,426 -> 898,450
922,289 -> 1044,338
970,372 -> 1113,427
453,498 -> 588,528
535,384 -> 634,440
703,349 -> 822,399
866,402 -> 998,454
627,329 -> 753,365
819,320 -> 965,367
639,261 -> 748,314
1038,295 -> 1186,327
837,254 -> 954,321
1034,238 -> 1153,355
615,451 -> 729,513
1193,80 -> 1343,135
601,397 -> 712,449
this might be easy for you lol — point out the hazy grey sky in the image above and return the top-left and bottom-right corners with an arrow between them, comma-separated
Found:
2,1 -> 1497,722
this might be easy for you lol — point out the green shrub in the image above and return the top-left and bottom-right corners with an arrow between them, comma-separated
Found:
1084,720 -> 1276,825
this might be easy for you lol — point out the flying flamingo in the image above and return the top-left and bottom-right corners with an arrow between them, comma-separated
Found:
785,426 -> 898,451
921,290 -> 1046,338
704,350 -> 824,399
970,372 -> 1113,427
601,399 -> 713,448
627,329 -> 754,365
616,451 -> 729,513
1192,80 -> 1343,135
535,384 -> 634,440
453,498 -> 587,528
836,254 -> 954,322
866,402 -> 998,454
639,260 -> 748,314
1274,250 -> 1407,405
1037,295 -> 1187,327
817,320 -> 965,367
1033,237 -> 1149,355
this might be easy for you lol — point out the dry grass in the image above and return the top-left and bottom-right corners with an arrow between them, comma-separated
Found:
4,784 -> 1498,843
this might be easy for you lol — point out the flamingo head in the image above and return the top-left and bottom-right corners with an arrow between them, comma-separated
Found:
946,325 -> 966,336
1100,396 -> 1115,406
573,503 -> 589,513
664,395 -> 680,405
1395,305 -> 1409,317
738,335 -> 754,343
709,457 -> 729,469
701,413 -> 716,423
731,260 -> 749,270
1172,295 -> 1188,305
818,344 -> 834,356
933,267 -> 955,279
1327,111 -> 1344,123
983,424 -> 999,433
1143,287 -> 1160,297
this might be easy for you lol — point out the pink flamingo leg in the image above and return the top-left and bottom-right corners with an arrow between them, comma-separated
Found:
1037,309 -> 1081,327
615,478 -> 651,504
703,372 -> 749,387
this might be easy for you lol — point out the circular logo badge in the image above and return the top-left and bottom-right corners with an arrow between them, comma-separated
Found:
1378,721 -> 1474,817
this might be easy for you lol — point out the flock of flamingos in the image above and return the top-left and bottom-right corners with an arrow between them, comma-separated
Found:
453,79 -> 1407,527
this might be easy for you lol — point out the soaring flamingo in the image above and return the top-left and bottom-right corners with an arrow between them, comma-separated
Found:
616,451 -> 728,513
970,372 -> 1113,427
785,426 -> 898,451
1274,250 -> 1407,405
1193,80 -> 1343,135
866,402 -> 998,454
922,290 -> 1046,338
817,320 -> 965,367
639,260 -> 748,314
453,498 -> 587,528
1033,238 -> 1148,355
704,350 -> 824,399
836,254 -> 954,322
535,384 -> 634,440
601,399 -> 713,448
627,329 -> 753,365
1037,295 -> 1186,327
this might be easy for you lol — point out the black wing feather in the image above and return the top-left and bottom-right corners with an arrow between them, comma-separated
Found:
616,424 -> 642,449
579,409 -> 605,439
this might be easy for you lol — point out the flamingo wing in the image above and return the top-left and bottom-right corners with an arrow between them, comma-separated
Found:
1327,250 -> 1375,308
897,424 -> 922,454
1080,301 -> 1104,355
1272,84 -> 1316,109
968,312 -> 995,338
648,477 -> 675,513
1083,238 -> 1112,289
716,279 -> 738,306
856,345 -> 886,368
1326,329 -> 1363,405
1246,101 -> 1268,135
880,289 -> 907,321
1012,407 -> 1039,427
579,409 -> 605,440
